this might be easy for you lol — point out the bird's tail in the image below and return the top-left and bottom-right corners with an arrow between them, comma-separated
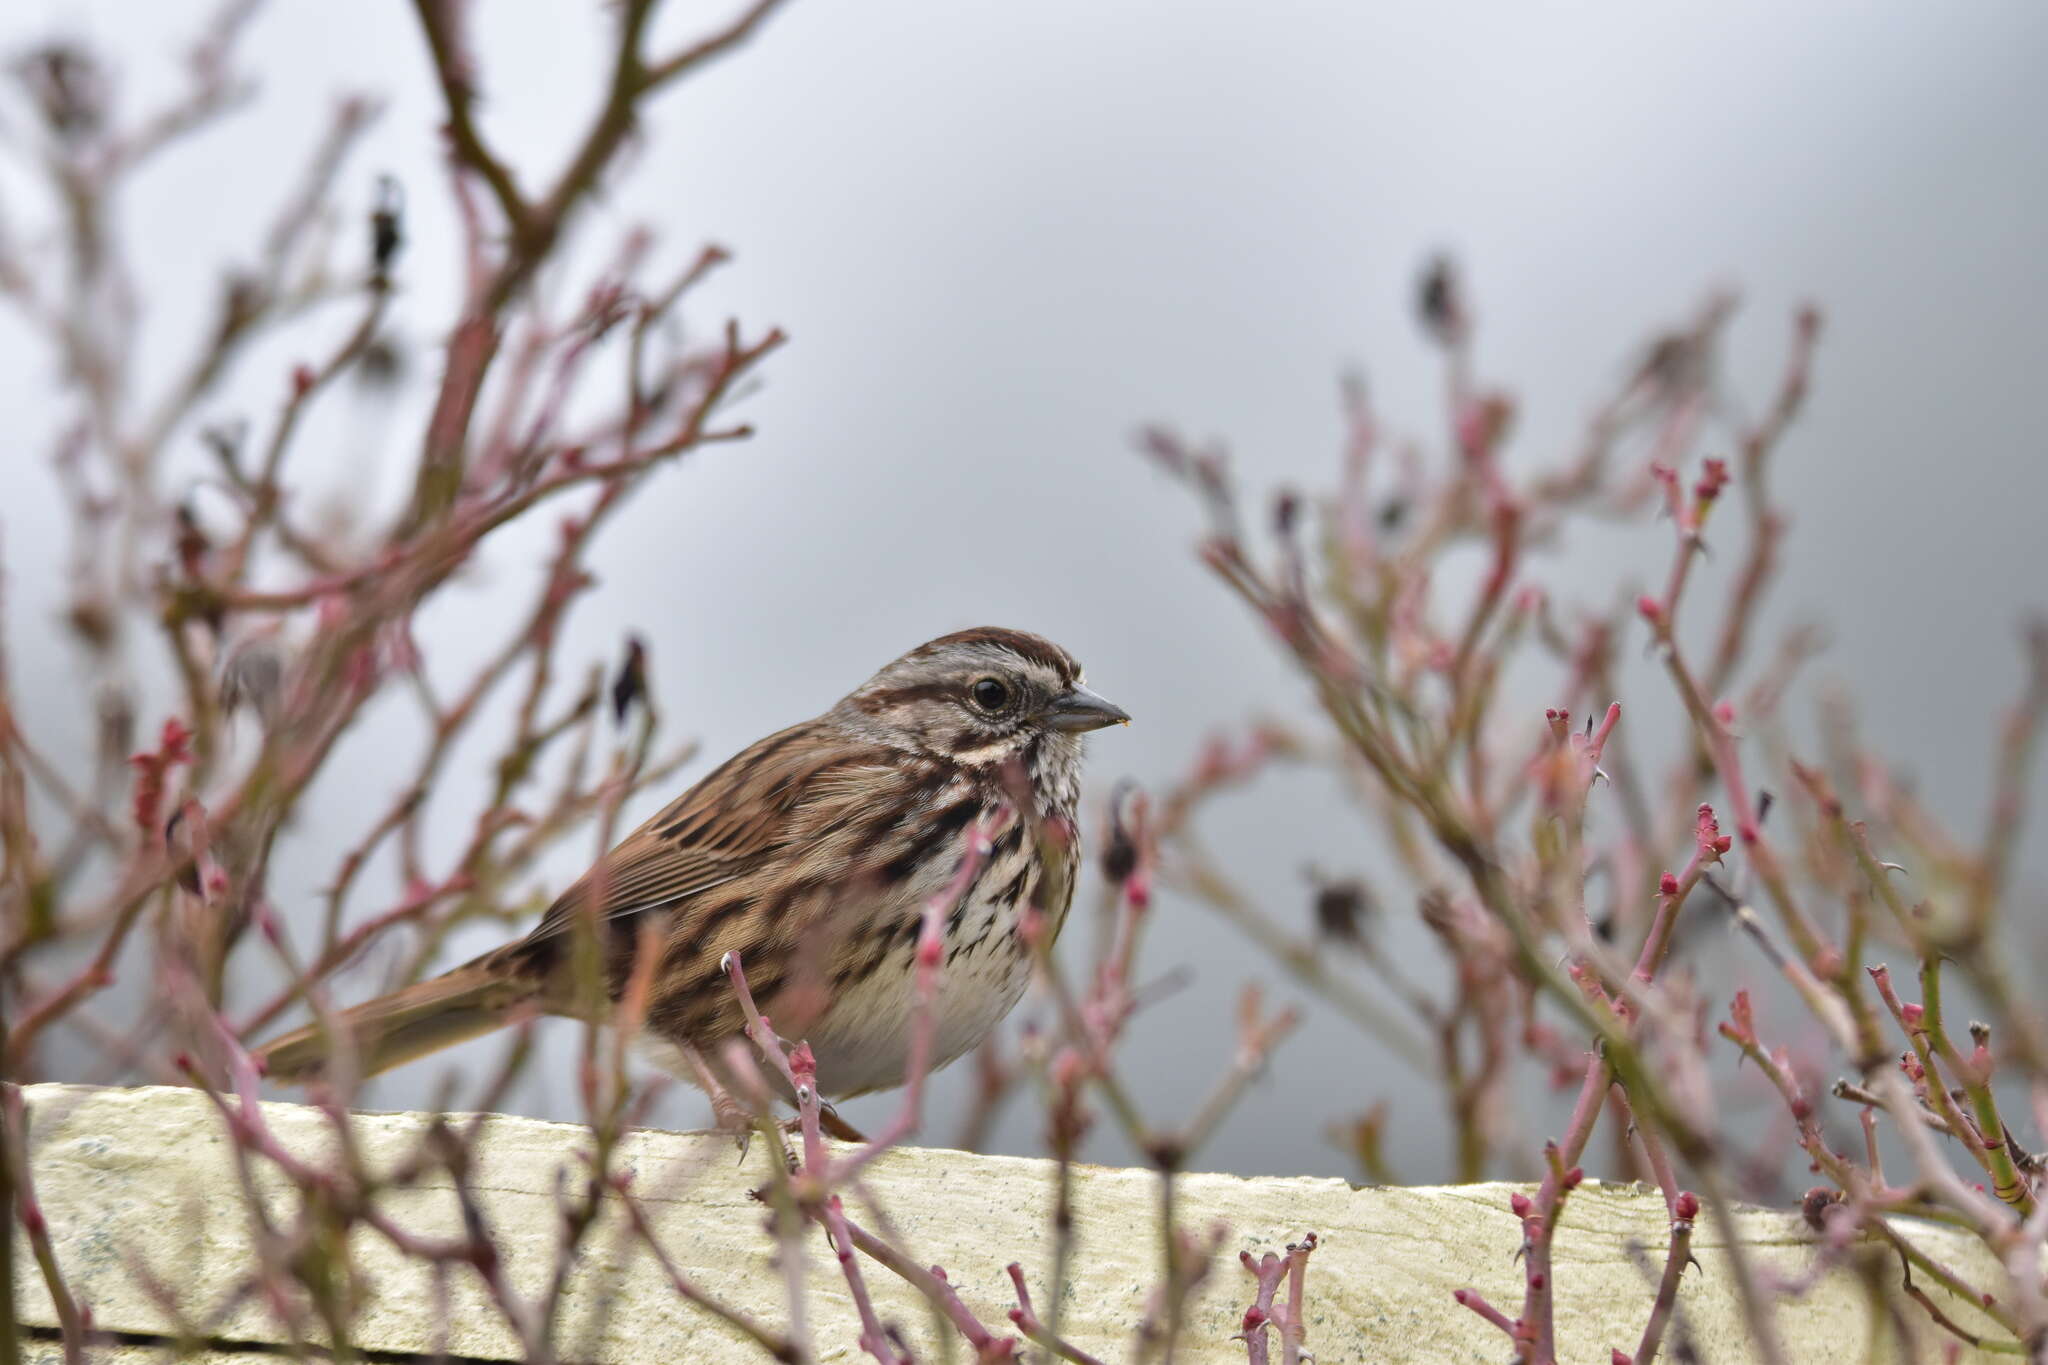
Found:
256,953 -> 540,1083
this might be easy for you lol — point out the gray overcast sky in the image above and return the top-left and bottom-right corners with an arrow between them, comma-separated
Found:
2,2 -> 2044,1178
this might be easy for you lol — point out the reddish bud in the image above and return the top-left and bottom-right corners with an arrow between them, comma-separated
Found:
1510,1193 -> 1533,1218
1695,457 -> 1729,502
1727,989 -> 1755,1043
1901,1002 -> 1925,1028
1530,1272 -> 1546,1291
129,718 -> 196,831
1694,804 -> 1728,859
291,363 -> 316,396
1713,700 -> 1736,725
1636,594 -> 1663,624
1562,1166 -> 1584,1191
1713,835 -> 1733,855
1614,1352 -> 1635,1365
1659,872 -> 1680,896
1241,1307 -> 1268,1331
1674,1191 -> 1700,1221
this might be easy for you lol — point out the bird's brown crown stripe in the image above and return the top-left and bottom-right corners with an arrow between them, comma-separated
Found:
913,627 -> 1079,686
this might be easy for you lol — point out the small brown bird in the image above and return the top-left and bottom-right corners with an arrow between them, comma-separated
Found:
257,628 -> 1128,1114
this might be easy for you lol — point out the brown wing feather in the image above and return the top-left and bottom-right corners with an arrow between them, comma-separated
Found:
256,720 -> 908,1083
508,719 -> 932,1049
519,721 -> 820,949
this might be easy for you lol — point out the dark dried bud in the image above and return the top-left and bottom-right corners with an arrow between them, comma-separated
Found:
1800,1185 -> 1842,1231
1417,254 -> 1466,345
1272,488 -> 1300,538
610,635 -> 649,724
1101,780 -> 1140,884
22,45 -> 105,141
220,635 -> 287,727
1314,879 -> 1373,945
217,274 -> 266,344
66,597 -> 116,652
370,175 -> 405,279
175,503 -> 212,577
355,333 -> 405,390
168,809 -> 204,897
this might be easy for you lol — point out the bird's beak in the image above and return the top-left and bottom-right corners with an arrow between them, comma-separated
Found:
1048,684 -> 1131,733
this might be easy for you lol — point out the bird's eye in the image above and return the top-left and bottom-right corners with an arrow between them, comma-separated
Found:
970,677 -> 1010,712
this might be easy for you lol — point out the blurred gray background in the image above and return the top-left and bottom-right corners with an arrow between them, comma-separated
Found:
2,1 -> 2044,1181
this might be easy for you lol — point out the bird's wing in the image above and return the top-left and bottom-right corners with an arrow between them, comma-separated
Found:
502,717 -> 973,1055
521,720 -> 844,947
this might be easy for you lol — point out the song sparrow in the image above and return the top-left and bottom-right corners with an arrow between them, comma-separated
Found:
257,627 -> 1128,1113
